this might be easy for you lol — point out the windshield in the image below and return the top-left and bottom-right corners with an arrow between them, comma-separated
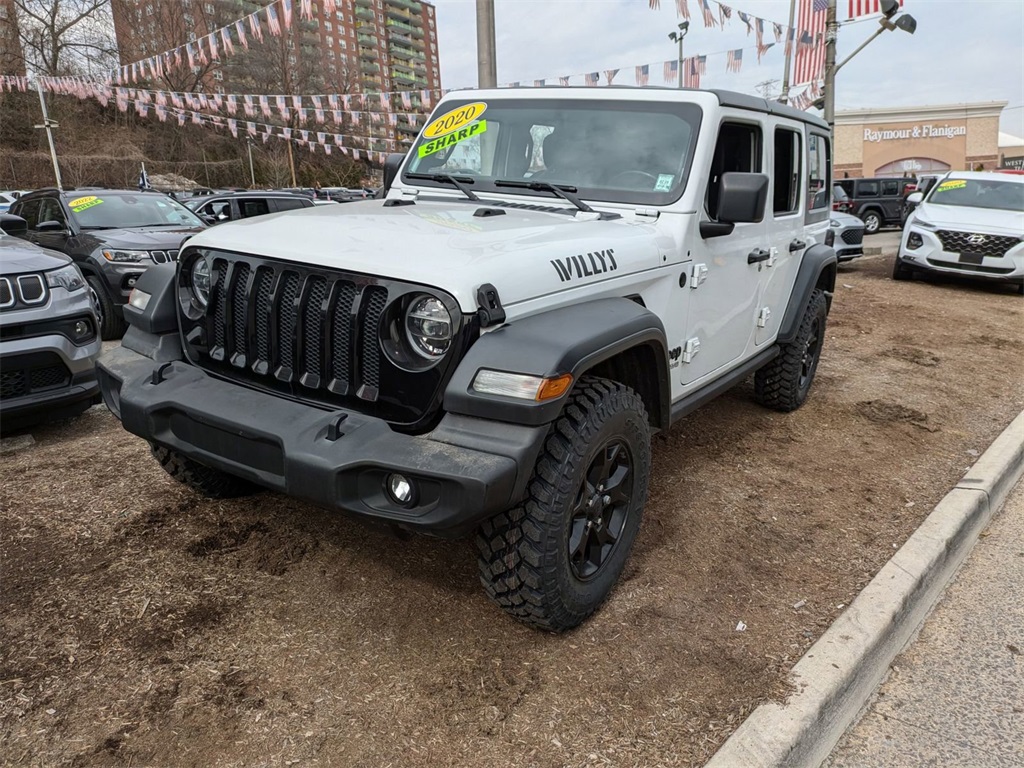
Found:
68,193 -> 204,228
403,97 -> 702,206
925,177 -> 1024,212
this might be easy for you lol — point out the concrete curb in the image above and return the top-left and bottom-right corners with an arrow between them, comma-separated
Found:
705,410 -> 1024,768
862,246 -> 883,256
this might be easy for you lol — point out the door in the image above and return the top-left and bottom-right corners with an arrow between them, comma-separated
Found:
32,197 -> 72,253
681,119 -> 767,386
879,178 -> 903,222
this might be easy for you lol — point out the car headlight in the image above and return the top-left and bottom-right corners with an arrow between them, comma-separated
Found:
911,216 -> 935,231
102,249 -> 150,262
405,296 -> 452,359
45,264 -> 86,292
190,254 -> 212,307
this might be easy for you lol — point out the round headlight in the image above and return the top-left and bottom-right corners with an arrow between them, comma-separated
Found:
191,255 -> 212,307
405,296 -> 452,359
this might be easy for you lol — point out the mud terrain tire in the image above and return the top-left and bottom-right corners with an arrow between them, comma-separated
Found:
755,289 -> 828,412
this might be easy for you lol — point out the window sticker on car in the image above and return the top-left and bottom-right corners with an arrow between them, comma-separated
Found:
655,174 -> 674,192
418,120 -> 488,159
69,195 -> 103,212
423,102 -> 487,139
936,180 -> 967,191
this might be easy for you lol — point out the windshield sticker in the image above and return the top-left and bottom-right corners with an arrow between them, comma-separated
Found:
423,102 -> 488,139
550,248 -> 617,283
936,180 -> 967,191
418,120 -> 488,159
69,196 -> 103,212
655,174 -> 674,192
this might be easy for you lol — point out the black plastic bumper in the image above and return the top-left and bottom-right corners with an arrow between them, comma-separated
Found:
98,345 -> 547,537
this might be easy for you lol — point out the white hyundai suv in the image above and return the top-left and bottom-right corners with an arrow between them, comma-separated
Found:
894,171 -> 1024,293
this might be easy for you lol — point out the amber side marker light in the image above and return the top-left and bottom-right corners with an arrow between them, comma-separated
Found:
537,373 -> 573,401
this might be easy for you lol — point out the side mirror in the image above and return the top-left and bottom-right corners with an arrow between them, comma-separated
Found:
200,214 -> 218,226
906,191 -> 924,205
382,152 -> 407,195
701,172 -> 769,239
0,213 -> 28,237
35,220 -> 68,234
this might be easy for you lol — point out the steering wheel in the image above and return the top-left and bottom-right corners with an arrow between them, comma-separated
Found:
608,170 -> 659,188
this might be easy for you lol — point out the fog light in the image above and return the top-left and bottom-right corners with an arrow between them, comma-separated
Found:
907,231 -> 923,250
385,473 -> 416,506
73,320 -> 90,339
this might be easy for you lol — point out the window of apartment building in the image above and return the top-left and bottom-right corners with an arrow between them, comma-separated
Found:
146,4 -> 154,16
203,3 -> 214,14
326,35 -> 334,47
325,21 -> 332,31
339,39 -> 347,49
213,70 -> 223,80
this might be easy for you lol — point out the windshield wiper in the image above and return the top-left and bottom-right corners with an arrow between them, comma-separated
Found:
405,172 -> 479,201
494,179 -> 594,214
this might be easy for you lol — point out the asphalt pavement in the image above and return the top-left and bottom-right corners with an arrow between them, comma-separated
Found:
824,476 -> 1024,767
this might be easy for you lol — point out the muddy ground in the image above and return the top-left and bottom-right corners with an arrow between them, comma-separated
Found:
2,250 -> 1023,768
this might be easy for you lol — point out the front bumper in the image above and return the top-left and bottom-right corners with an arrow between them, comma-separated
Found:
98,344 -> 547,537
899,228 -> 1024,284
0,328 -> 102,422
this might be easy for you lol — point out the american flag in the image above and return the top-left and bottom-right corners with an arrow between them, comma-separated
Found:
323,0 -> 336,14
312,96 -> 324,123
794,0 -> 827,85
726,48 -> 743,72
785,26 -> 795,57
559,76 -> 570,86
719,3 -> 732,26
235,21 -> 248,49
584,72 -> 599,86
756,19 -> 774,61
700,0 -> 717,27
773,21 -> 783,42
737,10 -> 752,34
636,64 -> 650,86
534,79 -> 546,87
228,119 -> 238,138
676,0 -> 690,19
247,122 -> 256,137
695,55 -> 706,74
663,59 -> 678,84
221,27 -> 234,56
266,5 -> 281,37
683,57 -> 700,88
243,95 -> 255,117
849,0 -> 903,18
226,94 -> 237,115
281,0 -> 293,30
249,13 -> 263,42
300,0 -> 312,21
649,0 -> 659,7
207,32 -> 217,61
604,68 -> 619,85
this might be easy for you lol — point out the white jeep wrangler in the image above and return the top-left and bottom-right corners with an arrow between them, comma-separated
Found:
98,87 -> 837,631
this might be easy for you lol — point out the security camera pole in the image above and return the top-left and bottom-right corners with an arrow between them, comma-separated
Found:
823,0 -> 917,129
476,0 -> 497,88
669,21 -> 690,89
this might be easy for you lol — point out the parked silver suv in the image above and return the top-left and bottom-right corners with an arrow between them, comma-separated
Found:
0,214 -> 102,430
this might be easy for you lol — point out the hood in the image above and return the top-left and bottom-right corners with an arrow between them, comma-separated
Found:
0,234 -> 72,275
184,199 -> 664,311
86,225 -> 205,250
913,202 -> 1024,237
830,212 -> 864,227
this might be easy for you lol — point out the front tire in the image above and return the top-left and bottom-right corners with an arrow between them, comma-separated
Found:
755,289 -> 828,412
861,210 -> 882,234
476,377 -> 651,632
151,443 -> 257,499
87,276 -> 127,340
891,254 -> 914,281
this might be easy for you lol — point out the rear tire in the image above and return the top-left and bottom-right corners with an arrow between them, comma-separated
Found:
755,290 -> 828,412
891,254 -> 914,281
87,276 -> 127,340
151,443 -> 257,499
476,377 -> 651,632
861,210 -> 882,234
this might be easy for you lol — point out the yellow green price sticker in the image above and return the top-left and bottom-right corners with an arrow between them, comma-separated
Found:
418,120 -> 488,159
936,179 -> 967,191
69,195 -> 104,212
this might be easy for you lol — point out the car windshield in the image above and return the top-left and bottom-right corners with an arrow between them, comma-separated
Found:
925,178 -> 1024,212
403,97 -> 702,206
68,193 -> 204,229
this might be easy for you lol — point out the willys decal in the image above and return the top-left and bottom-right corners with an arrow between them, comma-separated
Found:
550,249 -> 617,283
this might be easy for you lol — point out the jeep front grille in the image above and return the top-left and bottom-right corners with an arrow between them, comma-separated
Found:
180,250 -> 463,429
936,230 -> 1019,258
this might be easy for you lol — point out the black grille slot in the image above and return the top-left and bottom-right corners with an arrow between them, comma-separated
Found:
936,230 -> 1020,258
29,365 -> 69,390
0,352 -> 71,398
1,369 -> 26,398
360,286 -> 388,390
254,268 -> 274,366
841,228 -> 863,245
331,283 -> 357,388
276,273 -> 301,375
301,277 -> 328,383
212,262 -> 227,352
0,278 -> 12,307
151,250 -> 169,264
231,263 -> 251,362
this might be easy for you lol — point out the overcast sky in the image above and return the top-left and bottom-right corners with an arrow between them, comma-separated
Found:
427,0 -> 1024,138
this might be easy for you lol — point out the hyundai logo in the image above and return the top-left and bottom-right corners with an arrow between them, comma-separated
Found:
967,234 -> 988,245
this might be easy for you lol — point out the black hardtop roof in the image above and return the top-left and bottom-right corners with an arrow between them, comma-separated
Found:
450,85 -> 832,132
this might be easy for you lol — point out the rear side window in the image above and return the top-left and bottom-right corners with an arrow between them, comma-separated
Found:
773,128 -> 802,215
881,180 -> 901,196
807,134 -> 831,210
239,199 -> 270,218
707,122 -> 762,218
274,198 -> 307,211
857,181 -> 879,197
14,199 -> 41,229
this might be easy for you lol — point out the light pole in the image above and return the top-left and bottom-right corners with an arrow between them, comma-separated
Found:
246,137 -> 256,188
476,0 -> 497,88
34,78 -> 63,191
668,21 -> 689,89
822,0 -> 917,128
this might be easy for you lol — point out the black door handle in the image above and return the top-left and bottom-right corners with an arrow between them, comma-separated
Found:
789,240 -> 807,253
748,248 -> 771,264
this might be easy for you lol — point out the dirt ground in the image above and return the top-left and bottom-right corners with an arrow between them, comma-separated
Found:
2,249 -> 1023,768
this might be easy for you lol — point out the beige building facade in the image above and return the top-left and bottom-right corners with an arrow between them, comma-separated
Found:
834,101 -> 1007,178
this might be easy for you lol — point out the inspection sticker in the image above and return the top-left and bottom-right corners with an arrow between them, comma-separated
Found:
936,179 -> 967,191
69,195 -> 103,212
418,120 -> 488,158
423,102 -> 487,139
655,174 -> 675,192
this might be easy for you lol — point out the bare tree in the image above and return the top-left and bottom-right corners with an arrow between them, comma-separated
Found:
12,0 -> 118,76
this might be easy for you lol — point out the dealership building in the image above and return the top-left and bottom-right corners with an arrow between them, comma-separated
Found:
834,101 -> 1009,178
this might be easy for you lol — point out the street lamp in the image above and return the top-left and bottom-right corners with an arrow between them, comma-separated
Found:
822,0 -> 917,128
246,137 -> 256,188
668,21 -> 690,89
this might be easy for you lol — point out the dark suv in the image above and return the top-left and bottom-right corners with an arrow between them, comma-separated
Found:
185,191 -> 315,225
835,177 -> 914,234
9,189 -> 205,339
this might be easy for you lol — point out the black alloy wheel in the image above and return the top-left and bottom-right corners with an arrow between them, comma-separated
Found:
568,439 -> 633,581
798,315 -> 824,398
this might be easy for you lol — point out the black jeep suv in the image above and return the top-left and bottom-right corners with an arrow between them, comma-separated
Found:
9,189 -> 205,339
835,176 -> 914,234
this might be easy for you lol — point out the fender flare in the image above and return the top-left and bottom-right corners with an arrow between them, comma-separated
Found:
778,243 -> 837,345
444,297 -> 671,428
